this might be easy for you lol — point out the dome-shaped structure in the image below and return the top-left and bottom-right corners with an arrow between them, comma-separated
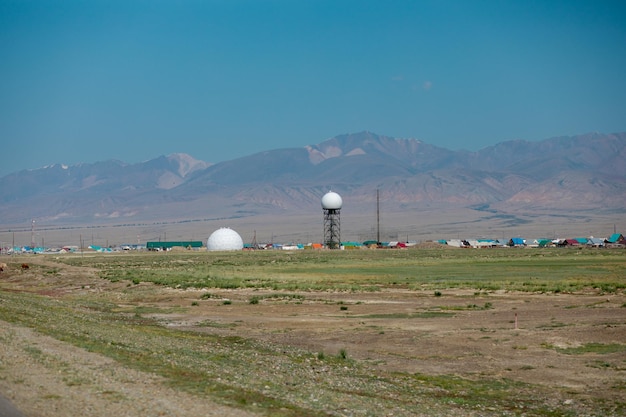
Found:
321,191 -> 343,210
207,227 -> 244,251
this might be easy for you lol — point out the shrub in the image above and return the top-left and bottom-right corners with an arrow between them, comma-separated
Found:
338,348 -> 348,360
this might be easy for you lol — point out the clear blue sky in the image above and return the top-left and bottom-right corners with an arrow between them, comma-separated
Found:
1,0 -> 625,176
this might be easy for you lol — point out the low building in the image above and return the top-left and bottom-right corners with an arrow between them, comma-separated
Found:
146,241 -> 203,251
529,239 -> 553,248
587,238 -> 605,247
606,233 -> 625,245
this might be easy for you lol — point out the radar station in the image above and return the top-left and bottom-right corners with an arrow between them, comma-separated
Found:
322,191 -> 342,249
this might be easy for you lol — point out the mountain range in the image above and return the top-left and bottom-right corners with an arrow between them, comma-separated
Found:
1,131 -> 624,244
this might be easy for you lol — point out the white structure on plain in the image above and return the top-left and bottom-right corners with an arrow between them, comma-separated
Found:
207,227 -> 244,251
322,191 -> 342,249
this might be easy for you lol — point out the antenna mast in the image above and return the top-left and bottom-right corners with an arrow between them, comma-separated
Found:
251,230 -> 258,249
376,189 -> 380,244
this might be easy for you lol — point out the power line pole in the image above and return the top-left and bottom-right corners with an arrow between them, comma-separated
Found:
376,189 -> 380,244
251,230 -> 257,249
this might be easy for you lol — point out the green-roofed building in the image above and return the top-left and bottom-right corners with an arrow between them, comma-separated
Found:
147,241 -> 203,251
536,239 -> 553,248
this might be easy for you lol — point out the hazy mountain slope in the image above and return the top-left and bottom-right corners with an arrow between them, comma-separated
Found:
0,132 -> 624,228
305,131 -> 456,169
469,132 -> 626,177
182,148 -> 312,186
502,170 -> 626,210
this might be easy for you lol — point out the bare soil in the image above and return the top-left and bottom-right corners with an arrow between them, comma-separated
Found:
1,256 -> 625,416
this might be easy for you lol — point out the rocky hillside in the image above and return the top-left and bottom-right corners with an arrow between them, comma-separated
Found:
0,131 -> 624,227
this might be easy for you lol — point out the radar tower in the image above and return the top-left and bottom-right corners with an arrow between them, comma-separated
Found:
322,191 -> 343,249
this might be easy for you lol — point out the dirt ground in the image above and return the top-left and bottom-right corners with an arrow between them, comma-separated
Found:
161,288 -> 626,400
1,256 -> 625,416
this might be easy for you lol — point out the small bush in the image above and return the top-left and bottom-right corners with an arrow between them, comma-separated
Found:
434,291 -> 442,297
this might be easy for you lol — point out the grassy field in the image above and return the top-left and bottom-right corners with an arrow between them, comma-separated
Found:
63,246 -> 625,293
0,247 -> 625,416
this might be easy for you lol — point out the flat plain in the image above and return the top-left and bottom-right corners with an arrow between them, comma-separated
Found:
0,246 -> 624,416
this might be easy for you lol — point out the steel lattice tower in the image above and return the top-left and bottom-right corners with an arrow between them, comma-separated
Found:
321,191 -> 343,249
323,208 -> 341,249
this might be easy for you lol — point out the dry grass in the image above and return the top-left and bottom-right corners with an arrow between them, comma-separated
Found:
0,248 -> 624,416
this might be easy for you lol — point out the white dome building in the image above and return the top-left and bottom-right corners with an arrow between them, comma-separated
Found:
321,191 -> 343,210
207,227 -> 244,251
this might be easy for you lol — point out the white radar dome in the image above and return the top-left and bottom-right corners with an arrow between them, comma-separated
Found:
321,191 -> 343,210
207,227 -> 244,251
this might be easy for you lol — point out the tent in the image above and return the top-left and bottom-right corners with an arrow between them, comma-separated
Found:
508,237 -> 525,246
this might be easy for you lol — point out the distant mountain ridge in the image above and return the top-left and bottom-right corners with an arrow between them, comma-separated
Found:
0,131 -> 624,228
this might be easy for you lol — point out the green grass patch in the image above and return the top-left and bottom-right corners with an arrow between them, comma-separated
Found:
116,306 -> 187,315
56,248 -> 626,294
195,320 -> 237,329
439,302 -> 493,311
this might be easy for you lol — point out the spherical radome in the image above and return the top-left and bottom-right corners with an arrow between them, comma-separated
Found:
321,191 -> 343,210
207,227 -> 244,251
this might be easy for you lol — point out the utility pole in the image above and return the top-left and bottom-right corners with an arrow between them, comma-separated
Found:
376,189 -> 380,244
251,230 -> 257,249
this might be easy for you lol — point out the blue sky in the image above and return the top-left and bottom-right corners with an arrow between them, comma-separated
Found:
1,0 -> 625,176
